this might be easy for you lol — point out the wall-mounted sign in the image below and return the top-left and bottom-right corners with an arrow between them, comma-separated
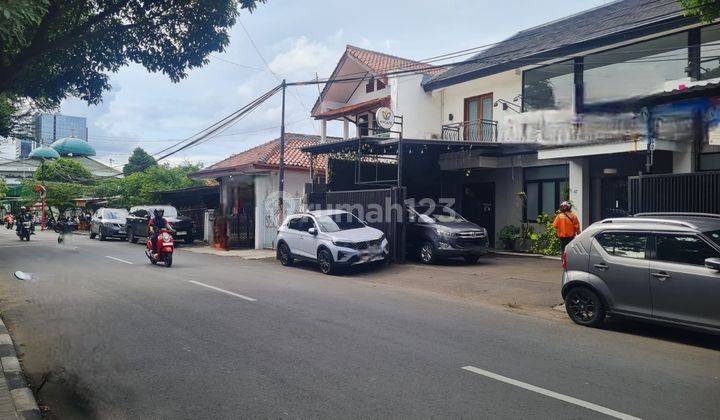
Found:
375,107 -> 394,130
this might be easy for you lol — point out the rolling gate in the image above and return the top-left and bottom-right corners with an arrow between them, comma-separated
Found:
628,171 -> 720,214
307,186 -> 407,263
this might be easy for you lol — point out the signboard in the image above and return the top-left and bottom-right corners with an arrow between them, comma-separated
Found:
375,107 -> 394,130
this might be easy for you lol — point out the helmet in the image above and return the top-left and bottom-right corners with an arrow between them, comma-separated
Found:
20,206 -> 26,212
154,208 -> 165,217
560,201 -> 571,211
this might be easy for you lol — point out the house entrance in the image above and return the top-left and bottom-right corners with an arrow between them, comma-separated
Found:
462,182 -> 495,246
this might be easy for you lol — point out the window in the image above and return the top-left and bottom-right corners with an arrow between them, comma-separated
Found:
705,230 -> 720,248
655,235 -> 719,266
376,78 -> 386,90
584,33 -> 688,104
524,165 -> 568,222
316,213 -> 365,232
287,217 -> 302,230
366,77 -> 375,93
700,24 -> 720,80
298,216 -> 315,232
596,232 -> 648,259
523,60 -> 575,111
699,153 -> 720,171
357,114 -> 369,137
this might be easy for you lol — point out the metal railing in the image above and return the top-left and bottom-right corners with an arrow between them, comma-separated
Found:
441,119 -> 498,142
628,171 -> 720,214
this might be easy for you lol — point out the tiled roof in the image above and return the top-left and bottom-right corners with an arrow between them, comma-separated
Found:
346,45 -> 443,76
424,0 -> 690,90
314,96 -> 390,120
195,133 -> 338,176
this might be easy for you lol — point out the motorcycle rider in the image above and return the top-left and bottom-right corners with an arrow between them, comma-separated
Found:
148,208 -> 169,255
16,206 -> 32,233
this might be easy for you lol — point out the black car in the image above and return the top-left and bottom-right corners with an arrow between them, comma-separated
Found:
125,205 -> 194,244
406,205 -> 488,264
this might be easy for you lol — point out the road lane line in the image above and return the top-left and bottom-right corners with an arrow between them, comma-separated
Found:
461,366 -> 641,420
105,256 -> 134,265
188,280 -> 257,302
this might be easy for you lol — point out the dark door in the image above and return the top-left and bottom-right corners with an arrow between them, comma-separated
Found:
462,182 -> 495,246
600,177 -> 629,219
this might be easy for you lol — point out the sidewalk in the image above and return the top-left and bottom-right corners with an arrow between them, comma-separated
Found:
0,317 -> 41,419
179,245 -> 275,260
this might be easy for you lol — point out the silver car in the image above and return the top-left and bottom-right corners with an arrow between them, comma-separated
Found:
561,213 -> 720,334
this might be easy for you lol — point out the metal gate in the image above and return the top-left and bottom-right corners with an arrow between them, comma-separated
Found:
308,187 -> 406,262
628,171 -> 720,214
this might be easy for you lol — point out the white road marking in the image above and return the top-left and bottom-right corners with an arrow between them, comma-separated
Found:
188,280 -> 257,302
105,256 -> 134,265
461,366 -> 641,420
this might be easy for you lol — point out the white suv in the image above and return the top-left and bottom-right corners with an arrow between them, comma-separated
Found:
276,209 -> 389,274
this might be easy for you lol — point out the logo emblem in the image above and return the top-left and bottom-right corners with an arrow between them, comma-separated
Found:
375,107 -> 394,130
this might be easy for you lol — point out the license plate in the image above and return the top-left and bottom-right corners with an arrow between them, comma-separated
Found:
176,231 -> 187,235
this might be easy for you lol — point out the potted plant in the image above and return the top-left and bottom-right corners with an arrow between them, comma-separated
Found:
498,225 -> 521,250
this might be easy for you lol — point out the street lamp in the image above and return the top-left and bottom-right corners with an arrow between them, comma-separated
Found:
28,146 -> 60,231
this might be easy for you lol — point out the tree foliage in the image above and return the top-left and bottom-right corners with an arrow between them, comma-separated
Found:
123,147 -> 157,176
20,180 -> 90,212
681,0 -> 720,22
34,158 -> 94,185
0,0 -> 265,135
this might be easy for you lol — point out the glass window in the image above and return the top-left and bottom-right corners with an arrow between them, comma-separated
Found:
655,235 -> 719,266
699,153 -> 720,171
366,78 -> 375,93
525,165 -> 568,181
596,232 -> 647,259
523,60 -> 575,111
414,206 -> 467,223
700,24 -> 720,80
584,33 -> 688,104
541,181 -> 556,217
376,79 -> 386,90
298,216 -> 315,232
287,217 -> 302,230
526,182 -> 539,221
705,230 -> 720,248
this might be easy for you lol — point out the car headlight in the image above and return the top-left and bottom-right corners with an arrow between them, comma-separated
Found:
433,227 -> 455,240
333,240 -> 355,248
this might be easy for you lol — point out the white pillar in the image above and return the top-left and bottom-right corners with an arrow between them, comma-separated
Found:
321,119 -> 327,142
253,176 -> 263,249
568,158 -> 590,229
672,141 -> 695,173
343,120 -> 349,140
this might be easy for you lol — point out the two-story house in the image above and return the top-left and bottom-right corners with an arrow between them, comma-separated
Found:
307,0 -> 720,246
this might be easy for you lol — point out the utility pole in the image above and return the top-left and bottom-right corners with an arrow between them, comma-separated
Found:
278,79 -> 287,224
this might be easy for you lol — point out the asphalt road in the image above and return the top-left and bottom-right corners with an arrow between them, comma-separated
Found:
0,230 -> 718,419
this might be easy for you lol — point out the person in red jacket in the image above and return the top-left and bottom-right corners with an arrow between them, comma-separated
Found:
553,201 -> 580,252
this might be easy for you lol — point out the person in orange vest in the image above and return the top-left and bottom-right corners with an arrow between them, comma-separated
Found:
552,201 -> 580,252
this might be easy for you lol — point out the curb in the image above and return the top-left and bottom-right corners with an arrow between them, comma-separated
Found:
0,318 -> 41,420
489,249 -> 562,261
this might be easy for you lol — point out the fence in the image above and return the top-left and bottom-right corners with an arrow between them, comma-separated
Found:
307,186 -> 406,262
628,171 -> 720,214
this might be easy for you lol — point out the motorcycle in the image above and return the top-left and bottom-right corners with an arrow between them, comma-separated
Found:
145,227 -> 174,267
16,220 -> 33,241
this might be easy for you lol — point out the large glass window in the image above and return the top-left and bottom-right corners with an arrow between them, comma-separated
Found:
596,232 -> 647,259
655,235 -> 719,266
524,165 -> 569,222
522,60 -> 575,111
700,24 -> 720,80
584,33 -> 688,104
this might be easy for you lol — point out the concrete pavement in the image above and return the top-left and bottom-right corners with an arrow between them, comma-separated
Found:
0,230 -> 718,418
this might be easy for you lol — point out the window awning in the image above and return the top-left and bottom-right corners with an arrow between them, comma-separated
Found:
313,96 -> 390,120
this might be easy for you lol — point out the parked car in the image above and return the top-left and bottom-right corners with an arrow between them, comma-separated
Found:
562,212 -> 720,334
125,205 -> 194,244
276,209 -> 389,275
406,205 -> 488,264
90,208 -> 128,241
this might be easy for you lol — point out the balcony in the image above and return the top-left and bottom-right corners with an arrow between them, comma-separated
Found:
441,119 -> 498,142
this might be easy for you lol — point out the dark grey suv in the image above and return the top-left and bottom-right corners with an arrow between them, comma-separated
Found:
561,213 -> 720,334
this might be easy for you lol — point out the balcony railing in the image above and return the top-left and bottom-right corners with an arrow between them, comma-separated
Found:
441,119 -> 498,142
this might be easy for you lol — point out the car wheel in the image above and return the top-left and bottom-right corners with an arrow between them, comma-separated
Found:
419,241 -> 436,264
464,255 -> 480,264
99,231 -> 106,241
565,286 -> 606,327
128,230 -> 138,243
318,249 -> 335,275
277,243 -> 293,266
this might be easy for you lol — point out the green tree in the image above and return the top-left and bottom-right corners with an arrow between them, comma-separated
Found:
34,158 -> 94,185
20,180 -> 89,213
123,147 -> 157,176
0,179 -> 8,200
0,0 -> 265,136
681,0 -> 720,22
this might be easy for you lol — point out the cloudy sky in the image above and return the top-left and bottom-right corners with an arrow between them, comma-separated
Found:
61,0 -> 609,169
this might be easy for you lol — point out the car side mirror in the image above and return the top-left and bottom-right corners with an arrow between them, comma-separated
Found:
308,227 -> 317,235
705,257 -> 720,271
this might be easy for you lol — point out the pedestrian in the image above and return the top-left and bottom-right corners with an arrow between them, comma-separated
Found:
552,201 -> 580,253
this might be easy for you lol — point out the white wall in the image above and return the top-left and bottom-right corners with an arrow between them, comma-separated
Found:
255,169 -> 311,249
391,73 -> 441,139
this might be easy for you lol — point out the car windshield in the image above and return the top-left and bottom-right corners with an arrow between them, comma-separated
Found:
104,210 -> 128,220
705,230 -> 720,248
414,206 -> 467,223
315,213 -> 366,232
149,206 -> 177,218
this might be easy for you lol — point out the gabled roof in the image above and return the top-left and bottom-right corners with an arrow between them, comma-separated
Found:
314,96 -> 390,120
424,0 -> 693,91
190,133 -> 339,178
312,45 -> 440,116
